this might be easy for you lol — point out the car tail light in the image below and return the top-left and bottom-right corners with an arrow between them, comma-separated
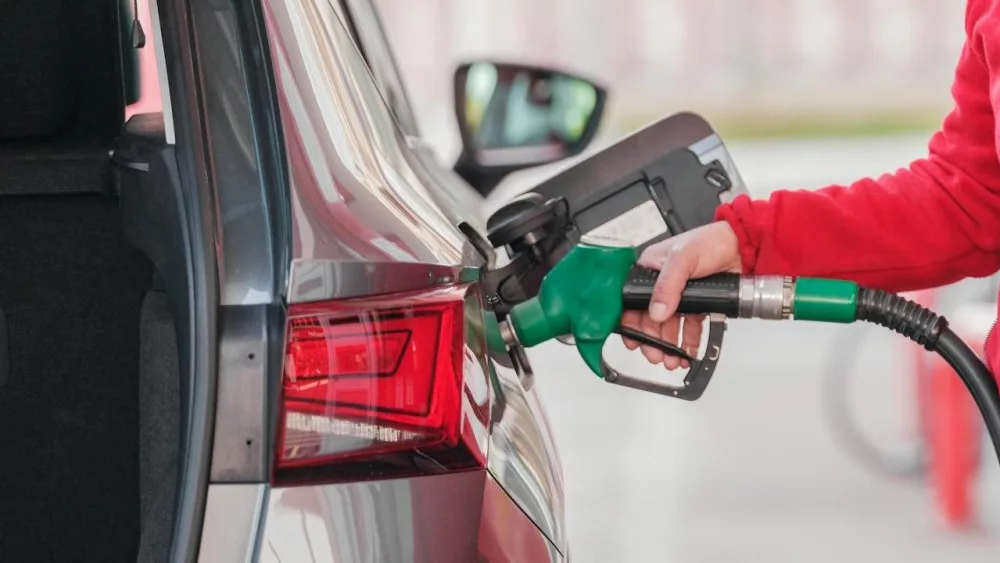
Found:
275,287 -> 488,484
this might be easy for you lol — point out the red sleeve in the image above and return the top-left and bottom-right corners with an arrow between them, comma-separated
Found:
715,3 -> 1000,293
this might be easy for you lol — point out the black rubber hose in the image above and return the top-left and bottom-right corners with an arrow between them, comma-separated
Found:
855,287 -> 1000,466
934,329 -> 1000,466
855,288 -> 946,348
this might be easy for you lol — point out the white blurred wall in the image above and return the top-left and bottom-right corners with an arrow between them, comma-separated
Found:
376,0 -> 965,144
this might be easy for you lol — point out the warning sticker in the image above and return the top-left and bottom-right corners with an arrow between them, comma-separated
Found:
586,200 -> 669,247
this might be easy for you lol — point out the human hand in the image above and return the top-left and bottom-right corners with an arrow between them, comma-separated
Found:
621,221 -> 742,369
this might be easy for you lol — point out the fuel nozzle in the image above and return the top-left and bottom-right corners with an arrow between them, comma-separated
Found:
485,236 -> 730,399
484,236 -> 867,400
501,236 -> 638,375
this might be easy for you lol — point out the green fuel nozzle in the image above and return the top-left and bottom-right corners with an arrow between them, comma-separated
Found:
484,237 -> 952,401
484,237 -> 726,401
507,239 -> 638,375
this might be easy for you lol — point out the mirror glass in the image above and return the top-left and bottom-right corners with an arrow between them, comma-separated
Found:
458,62 -> 600,164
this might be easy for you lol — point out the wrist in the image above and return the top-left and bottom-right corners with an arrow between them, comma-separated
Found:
713,220 -> 743,273
714,196 -> 759,274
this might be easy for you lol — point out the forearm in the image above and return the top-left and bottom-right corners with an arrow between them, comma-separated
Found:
718,165 -> 1000,292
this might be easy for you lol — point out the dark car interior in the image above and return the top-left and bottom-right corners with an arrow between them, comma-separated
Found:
0,1 -> 181,561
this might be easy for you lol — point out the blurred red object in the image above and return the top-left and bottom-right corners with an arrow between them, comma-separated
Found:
914,291 -> 990,529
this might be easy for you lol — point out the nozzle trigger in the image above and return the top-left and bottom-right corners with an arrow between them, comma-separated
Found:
603,313 -> 727,401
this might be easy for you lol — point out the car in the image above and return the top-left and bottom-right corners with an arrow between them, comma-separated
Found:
0,0 -> 606,561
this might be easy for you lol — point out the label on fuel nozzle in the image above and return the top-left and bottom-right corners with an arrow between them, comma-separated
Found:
586,200 -> 668,247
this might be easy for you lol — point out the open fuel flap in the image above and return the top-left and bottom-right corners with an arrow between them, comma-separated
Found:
467,112 -> 749,398
478,112 -> 748,314
529,111 -> 747,252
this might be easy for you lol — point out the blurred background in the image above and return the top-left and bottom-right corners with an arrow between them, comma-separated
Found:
375,1 -> 1000,561
377,0 -> 961,159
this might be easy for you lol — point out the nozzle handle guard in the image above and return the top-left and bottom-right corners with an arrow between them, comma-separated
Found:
603,313 -> 727,400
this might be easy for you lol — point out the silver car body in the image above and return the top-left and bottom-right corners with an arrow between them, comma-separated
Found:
152,0 -> 568,560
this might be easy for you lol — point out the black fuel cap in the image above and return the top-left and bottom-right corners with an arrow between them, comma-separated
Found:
486,193 -> 560,249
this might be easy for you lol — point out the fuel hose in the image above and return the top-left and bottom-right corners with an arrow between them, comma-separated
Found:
622,269 -> 1000,466
493,253 -> 1000,467
801,281 -> 1000,468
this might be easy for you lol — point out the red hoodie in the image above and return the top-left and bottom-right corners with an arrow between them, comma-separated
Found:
715,0 -> 1000,372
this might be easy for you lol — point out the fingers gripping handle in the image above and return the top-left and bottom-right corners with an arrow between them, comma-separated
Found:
606,266 -> 737,400
604,313 -> 727,400
610,267 -> 791,400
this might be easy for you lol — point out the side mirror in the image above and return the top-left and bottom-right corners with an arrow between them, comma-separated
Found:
452,61 -> 607,196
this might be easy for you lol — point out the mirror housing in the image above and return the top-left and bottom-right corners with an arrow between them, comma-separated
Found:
452,61 -> 607,196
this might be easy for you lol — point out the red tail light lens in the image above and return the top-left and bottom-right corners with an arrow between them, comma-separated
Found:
276,287 -> 488,484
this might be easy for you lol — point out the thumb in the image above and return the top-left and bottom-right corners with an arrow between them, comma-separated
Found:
647,253 -> 693,322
